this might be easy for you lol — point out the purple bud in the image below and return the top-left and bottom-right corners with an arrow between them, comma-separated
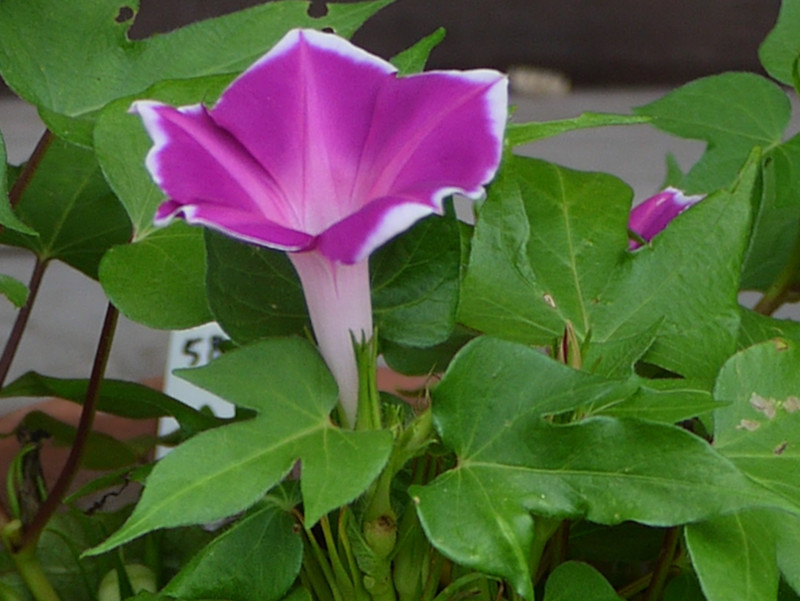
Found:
628,187 -> 705,249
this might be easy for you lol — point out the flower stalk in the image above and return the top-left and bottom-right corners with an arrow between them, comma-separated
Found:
17,303 -> 119,552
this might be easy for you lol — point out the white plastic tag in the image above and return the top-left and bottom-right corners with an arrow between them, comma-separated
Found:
158,323 -> 235,455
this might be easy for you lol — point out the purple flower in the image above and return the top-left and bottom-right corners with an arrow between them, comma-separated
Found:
132,29 -> 508,425
628,187 -> 705,250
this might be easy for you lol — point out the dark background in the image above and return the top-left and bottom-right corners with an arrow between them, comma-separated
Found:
128,0 -> 782,85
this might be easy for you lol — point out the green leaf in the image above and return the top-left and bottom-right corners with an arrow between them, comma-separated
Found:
713,339 -> 800,509
19,411 -> 142,470
205,230 -> 307,345
380,325 -> 475,376
371,208 -> 461,347
635,72 -> 789,192
741,152 -> 800,289
461,152 -> 756,380
460,155 -> 632,345
89,338 -> 392,554
99,221 -> 212,330
281,589 -> 312,601
663,572 -> 706,601
0,274 -> 28,308
587,151 -> 758,380
206,211 -> 462,348
507,113 -> 650,147
0,0 -> 394,144
164,501 -> 302,601
411,337 -> 792,599
543,561 -> 623,601
0,371 -> 219,437
429,336 -> 638,429
0,130 -> 35,235
0,137 -> 131,279
759,0 -> 800,85
94,75 -> 233,238
766,132 -> 800,208
738,308 -> 800,349
662,152 -> 685,189
390,27 -> 446,75
686,511 -> 779,601
591,376 -> 721,424
772,511 -> 800,595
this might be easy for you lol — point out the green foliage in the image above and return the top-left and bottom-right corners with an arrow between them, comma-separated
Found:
507,113 -> 650,147
90,338 -> 392,554
0,275 -> 28,309
206,211 -> 462,349
461,152 -> 757,381
411,337 -> 791,600
390,27 -> 446,75
99,222 -> 213,329
0,371 -> 219,436
0,0 -> 393,145
543,562 -> 623,601
2,1 -> 800,600
0,132 -> 35,235
0,137 -> 131,279
163,500 -> 303,601
635,72 -> 789,193
760,0 -> 800,85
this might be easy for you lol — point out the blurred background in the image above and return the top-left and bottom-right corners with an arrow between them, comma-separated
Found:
128,0 -> 782,85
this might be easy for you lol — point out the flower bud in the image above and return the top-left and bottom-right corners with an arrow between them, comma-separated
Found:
628,187 -> 704,249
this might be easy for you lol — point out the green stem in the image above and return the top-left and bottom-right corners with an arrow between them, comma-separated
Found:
430,573 -> 493,601
643,526 -> 680,601
301,557 -> 335,601
355,333 -> 381,431
319,515 -> 355,599
617,573 -> 652,599
419,552 -> 444,601
754,228 -> 800,315
304,523 -> 344,601
17,304 -> 119,552
2,521 -> 60,601
338,510 -> 370,601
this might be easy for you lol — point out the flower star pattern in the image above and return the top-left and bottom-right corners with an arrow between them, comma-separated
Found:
133,28 -> 508,425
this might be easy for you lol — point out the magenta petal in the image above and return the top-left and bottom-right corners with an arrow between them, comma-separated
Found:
132,100 -> 309,250
211,29 -> 396,236
317,194 -> 439,264
352,69 -> 508,212
628,187 -> 705,249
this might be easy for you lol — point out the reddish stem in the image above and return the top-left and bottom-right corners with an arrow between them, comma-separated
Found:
17,303 -> 119,551
0,258 -> 47,389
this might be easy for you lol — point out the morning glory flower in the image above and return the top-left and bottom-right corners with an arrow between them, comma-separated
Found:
132,29 -> 508,426
628,187 -> 705,249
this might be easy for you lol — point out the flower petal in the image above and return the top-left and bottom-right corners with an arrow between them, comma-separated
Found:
352,68 -> 508,212
211,29 -> 397,235
133,100 -> 311,250
316,193 -> 443,264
